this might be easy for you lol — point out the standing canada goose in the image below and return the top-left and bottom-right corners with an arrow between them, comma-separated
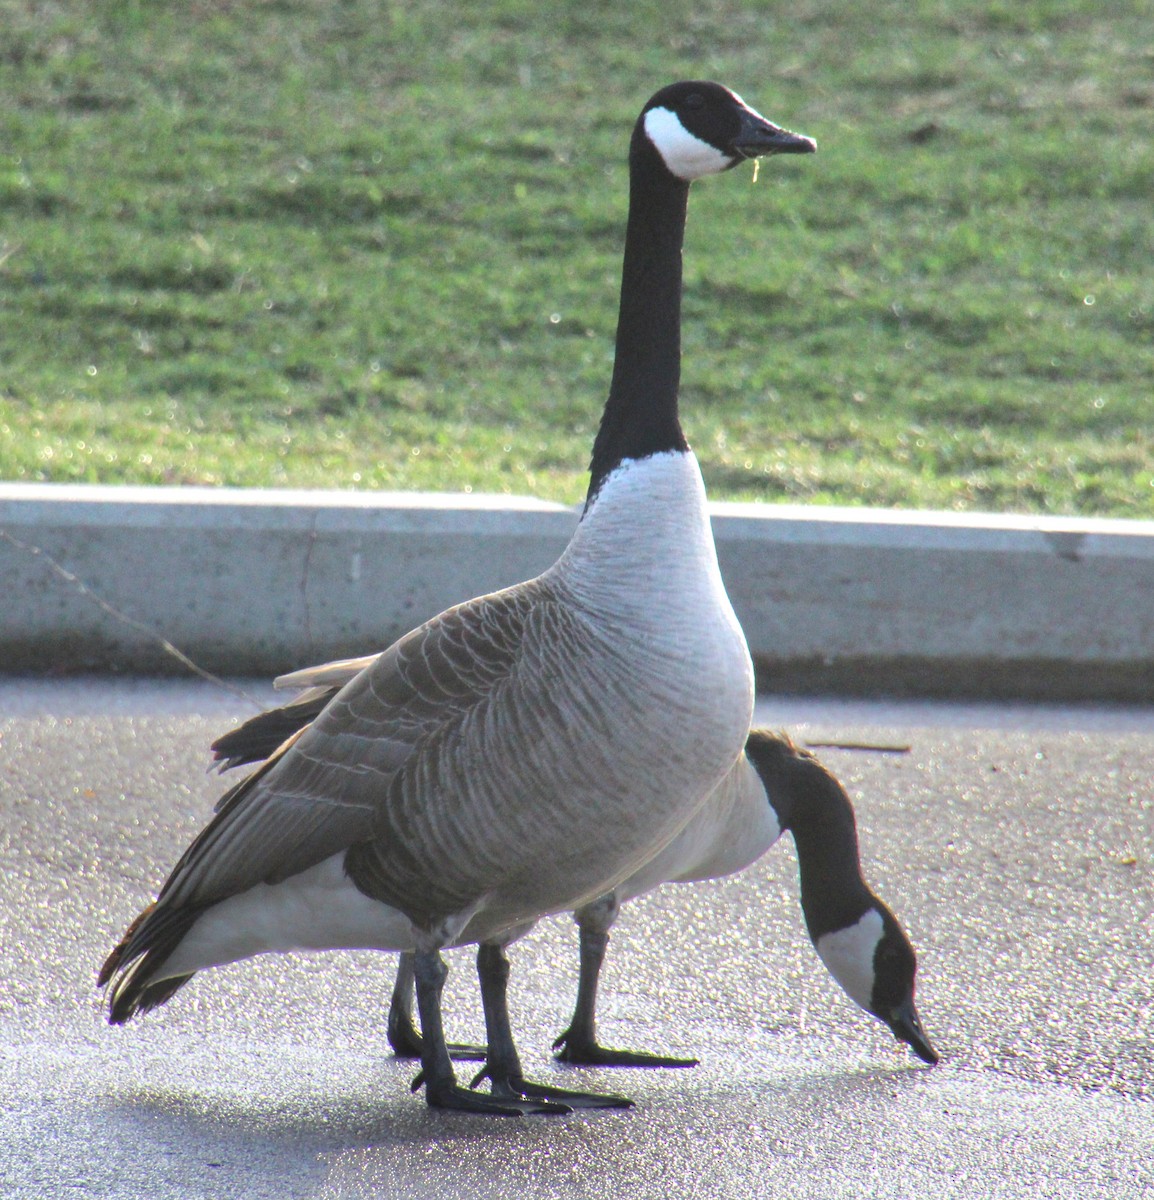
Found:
217,702 -> 938,1068
100,81 -> 815,1117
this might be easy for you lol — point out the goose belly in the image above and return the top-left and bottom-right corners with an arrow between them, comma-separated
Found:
160,853 -> 412,979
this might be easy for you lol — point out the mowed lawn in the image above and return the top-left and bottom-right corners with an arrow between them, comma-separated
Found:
1,0 -> 1151,514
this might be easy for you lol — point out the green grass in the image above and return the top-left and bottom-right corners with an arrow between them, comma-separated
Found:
2,0 -> 1152,513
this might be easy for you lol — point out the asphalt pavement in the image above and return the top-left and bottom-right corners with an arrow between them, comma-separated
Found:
1,678 -> 1151,1198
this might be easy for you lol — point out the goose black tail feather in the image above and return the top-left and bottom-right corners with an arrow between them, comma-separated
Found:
108,969 -> 196,1024
210,690 -> 335,771
99,899 -> 210,1024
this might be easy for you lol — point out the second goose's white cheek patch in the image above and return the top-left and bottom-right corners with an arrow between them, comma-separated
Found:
814,908 -> 884,1014
644,107 -> 734,180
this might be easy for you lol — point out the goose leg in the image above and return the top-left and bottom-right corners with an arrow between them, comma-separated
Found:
471,942 -> 633,1110
387,951 -> 487,1061
553,896 -> 698,1068
410,948 -> 565,1116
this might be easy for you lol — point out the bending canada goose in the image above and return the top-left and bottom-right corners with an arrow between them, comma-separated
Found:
550,730 -> 939,1067
100,81 -> 815,1116
218,701 -> 938,1068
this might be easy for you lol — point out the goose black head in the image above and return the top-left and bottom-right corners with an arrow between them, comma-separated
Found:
814,903 -> 940,1066
639,80 -> 815,182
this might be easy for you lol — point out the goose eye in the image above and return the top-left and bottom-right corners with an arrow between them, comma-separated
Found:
683,93 -> 705,111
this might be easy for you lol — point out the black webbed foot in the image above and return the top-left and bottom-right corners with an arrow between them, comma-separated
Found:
470,1064 -> 633,1110
412,1069 -> 571,1116
553,1029 -> 698,1068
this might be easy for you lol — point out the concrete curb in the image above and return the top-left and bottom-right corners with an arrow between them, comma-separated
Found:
3,482 -> 1153,700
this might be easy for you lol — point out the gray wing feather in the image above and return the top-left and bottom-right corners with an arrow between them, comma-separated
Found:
155,580 -> 552,911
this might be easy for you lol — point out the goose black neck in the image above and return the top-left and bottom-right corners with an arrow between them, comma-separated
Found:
747,734 -> 873,940
586,130 -> 691,505
789,781 -> 874,940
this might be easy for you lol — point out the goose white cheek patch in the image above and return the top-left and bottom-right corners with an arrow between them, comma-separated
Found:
814,908 -> 884,1013
644,107 -> 734,180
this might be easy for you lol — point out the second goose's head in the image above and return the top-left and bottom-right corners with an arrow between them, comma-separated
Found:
813,902 -> 940,1065
638,81 -> 816,182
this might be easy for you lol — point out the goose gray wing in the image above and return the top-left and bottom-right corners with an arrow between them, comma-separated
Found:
154,577 -> 567,915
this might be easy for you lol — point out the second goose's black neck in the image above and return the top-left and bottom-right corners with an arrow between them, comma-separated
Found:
586,129 -> 691,506
747,733 -> 874,941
